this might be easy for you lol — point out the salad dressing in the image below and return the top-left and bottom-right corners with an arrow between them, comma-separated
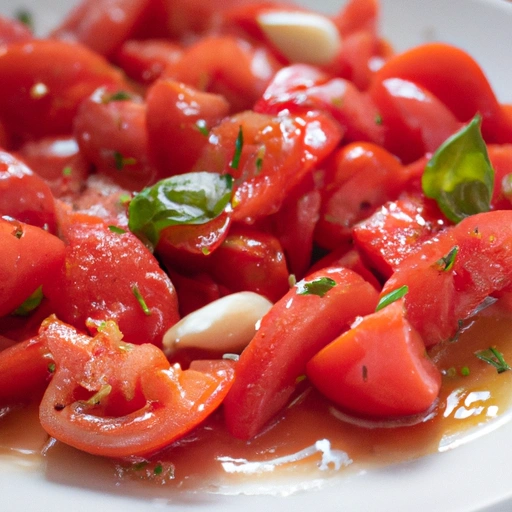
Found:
1,301 -> 512,495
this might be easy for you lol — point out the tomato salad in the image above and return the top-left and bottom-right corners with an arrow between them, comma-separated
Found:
1,0 -> 512,480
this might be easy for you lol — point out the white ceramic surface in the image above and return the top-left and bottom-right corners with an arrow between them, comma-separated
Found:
1,1 -> 512,511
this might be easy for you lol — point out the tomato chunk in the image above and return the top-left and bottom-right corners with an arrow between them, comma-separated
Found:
306,299 -> 441,418
38,316 -> 235,458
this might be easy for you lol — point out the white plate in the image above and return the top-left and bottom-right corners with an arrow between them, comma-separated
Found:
1,0 -> 512,511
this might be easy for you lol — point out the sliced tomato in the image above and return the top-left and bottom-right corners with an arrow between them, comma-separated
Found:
223,266 -> 379,439
0,14 -> 33,44
381,210 -> 512,347
38,316 -> 235,458
0,336 -> 53,406
306,299 -> 441,418
371,42 -> 512,144
194,110 -> 343,222
0,149 -> 57,232
0,40 -> 128,141
44,219 -> 179,346
0,217 -> 65,318
146,79 -> 230,179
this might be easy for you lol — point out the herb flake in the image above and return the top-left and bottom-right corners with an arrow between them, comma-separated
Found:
475,347 -> 511,374
132,286 -> 151,316
296,276 -> 337,298
376,285 -> 408,312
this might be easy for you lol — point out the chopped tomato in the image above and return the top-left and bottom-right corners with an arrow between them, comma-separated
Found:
223,266 -> 379,439
38,316 -> 235,458
306,299 -> 442,417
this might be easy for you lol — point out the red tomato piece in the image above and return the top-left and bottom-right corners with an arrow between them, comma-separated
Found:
353,194 -> 449,279
44,220 -> 179,346
0,217 -> 65,318
255,64 -> 384,144
0,336 -> 53,406
146,80 -> 230,178
0,40 -> 128,141
370,78 -> 462,163
195,110 -> 343,222
113,39 -> 183,84
74,87 -> 154,191
38,316 -> 235,458
161,35 -> 282,113
0,149 -> 57,232
371,42 -> 512,144
0,15 -> 33,44
315,142 -> 415,250
381,210 -> 512,347
208,226 -> 290,303
488,144 -> 512,209
223,266 -> 379,439
50,0 -> 153,57
306,299 -> 442,418
333,0 -> 379,38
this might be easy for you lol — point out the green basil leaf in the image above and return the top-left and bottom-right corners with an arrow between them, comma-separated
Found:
422,114 -> 494,223
13,286 -> 43,316
375,285 -> 408,312
128,172 -> 233,245
296,276 -> 337,297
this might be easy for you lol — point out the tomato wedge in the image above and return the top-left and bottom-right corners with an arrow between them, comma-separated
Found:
223,266 -> 379,439
39,316 -> 235,458
306,299 -> 441,418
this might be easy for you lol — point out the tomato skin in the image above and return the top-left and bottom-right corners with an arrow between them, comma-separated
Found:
73,88 -> 154,191
161,35 -> 282,113
146,79 -> 230,178
314,142 -> 415,250
0,40 -> 128,141
382,210 -> 512,347
306,299 -> 441,418
488,144 -> 512,209
0,336 -> 53,406
50,0 -> 153,57
208,226 -> 290,303
38,316 -> 235,458
371,42 -> 512,144
0,217 -> 65,318
0,15 -> 33,44
370,78 -> 462,163
195,110 -> 343,222
0,149 -> 57,232
353,195 -> 449,279
223,266 -> 379,439
45,220 -> 179,346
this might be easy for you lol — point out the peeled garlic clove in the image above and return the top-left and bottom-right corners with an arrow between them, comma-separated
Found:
257,10 -> 342,67
163,291 -> 273,356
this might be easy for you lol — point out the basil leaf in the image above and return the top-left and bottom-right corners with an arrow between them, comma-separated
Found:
422,114 -> 494,223
128,172 -> 233,245
296,276 -> 337,297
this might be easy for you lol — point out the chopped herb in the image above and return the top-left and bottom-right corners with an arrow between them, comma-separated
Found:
16,9 -> 33,30
48,362 -> 56,374
108,225 -> 126,234
62,166 -> 72,177
296,276 -> 337,298
295,374 -> 307,384
375,285 -> 408,312
195,119 -> 209,136
132,286 -> 151,316
435,245 -> 459,272
362,365 -> 368,382
201,246 -> 210,256
255,146 -> 266,174
475,347 -> 511,374
133,461 -> 148,471
128,172 -> 233,246
422,114 -> 494,223
13,286 -> 43,316
288,274 -> 297,288
375,113 -> 383,125
103,90 -> 132,103
153,463 -> 163,476
84,384 -> 112,406
119,193 -> 132,205
230,126 -> 244,170
114,151 -> 137,171
460,366 -> 470,376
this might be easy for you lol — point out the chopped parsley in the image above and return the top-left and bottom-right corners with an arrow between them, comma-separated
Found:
475,347 -> 511,374
103,90 -> 132,103
114,151 -> 137,171
435,245 -> 459,272
108,225 -> 126,234
132,286 -> 151,316
296,276 -> 337,297
230,125 -> 244,170
195,119 -> 209,136
375,285 -> 408,312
